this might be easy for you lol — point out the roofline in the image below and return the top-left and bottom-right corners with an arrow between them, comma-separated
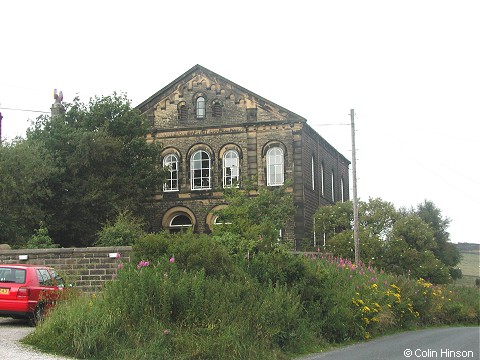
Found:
136,64 -> 307,122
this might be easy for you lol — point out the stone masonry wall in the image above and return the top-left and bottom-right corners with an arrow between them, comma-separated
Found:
0,246 -> 133,293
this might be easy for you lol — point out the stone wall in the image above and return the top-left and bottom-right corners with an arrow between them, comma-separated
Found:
0,246 -> 133,293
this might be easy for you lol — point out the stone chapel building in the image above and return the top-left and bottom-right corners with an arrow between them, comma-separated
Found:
137,65 -> 350,250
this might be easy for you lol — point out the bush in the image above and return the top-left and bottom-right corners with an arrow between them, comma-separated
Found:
133,231 -> 236,278
26,223 -> 59,249
25,258 -> 313,359
96,210 -> 145,246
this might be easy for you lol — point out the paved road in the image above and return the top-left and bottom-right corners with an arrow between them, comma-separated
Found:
0,317 -> 72,360
296,327 -> 480,360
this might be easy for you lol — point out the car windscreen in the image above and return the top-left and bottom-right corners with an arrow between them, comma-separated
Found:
0,268 -> 27,284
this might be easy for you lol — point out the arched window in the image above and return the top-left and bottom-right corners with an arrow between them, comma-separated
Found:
331,170 -> 335,202
320,162 -> 325,196
266,147 -> 284,186
212,100 -> 223,118
340,177 -> 345,202
169,214 -> 192,233
163,154 -> 179,191
196,96 -> 206,118
311,156 -> 315,190
213,215 -> 232,225
178,103 -> 187,121
191,150 -> 211,190
223,150 -> 240,188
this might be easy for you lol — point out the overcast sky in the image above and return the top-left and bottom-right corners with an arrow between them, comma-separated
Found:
1,1 -> 479,244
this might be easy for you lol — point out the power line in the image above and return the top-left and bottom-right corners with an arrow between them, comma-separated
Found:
0,106 -> 49,114
311,123 -> 350,126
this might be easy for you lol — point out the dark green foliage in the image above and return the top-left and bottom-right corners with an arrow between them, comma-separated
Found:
0,139 -> 57,246
416,200 -> 461,274
23,93 -> 164,246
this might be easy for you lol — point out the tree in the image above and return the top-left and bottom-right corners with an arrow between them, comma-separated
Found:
0,139 -> 57,246
358,198 -> 398,240
416,200 -> 461,278
314,200 -> 352,241
391,214 -> 436,252
26,93 -> 164,247
314,198 -> 456,283
212,182 -> 295,254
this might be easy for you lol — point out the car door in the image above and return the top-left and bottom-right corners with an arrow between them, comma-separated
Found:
35,269 -> 59,305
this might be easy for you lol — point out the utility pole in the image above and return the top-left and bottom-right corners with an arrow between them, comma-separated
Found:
0,111 -> 3,145
350,109 -> 360,264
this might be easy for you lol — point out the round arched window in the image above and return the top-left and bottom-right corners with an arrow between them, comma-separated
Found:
169,214 -> 192,233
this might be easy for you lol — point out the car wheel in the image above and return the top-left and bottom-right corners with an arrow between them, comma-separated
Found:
30,304 -> 45,327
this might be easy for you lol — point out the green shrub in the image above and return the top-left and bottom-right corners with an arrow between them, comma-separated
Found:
96,210 -> 145,246
133,231 -> 236,278
26,223 -> 59,249
25,257 -> 313,359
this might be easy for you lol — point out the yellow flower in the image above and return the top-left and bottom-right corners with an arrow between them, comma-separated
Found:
390,284 -> 401,292
417,278 -> 432,288
364,332 -> 371,340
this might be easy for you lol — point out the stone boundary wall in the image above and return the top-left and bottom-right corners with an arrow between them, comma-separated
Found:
0,246 -> 133,293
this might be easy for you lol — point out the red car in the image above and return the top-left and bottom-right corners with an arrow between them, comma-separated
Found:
0,264 -> 65,326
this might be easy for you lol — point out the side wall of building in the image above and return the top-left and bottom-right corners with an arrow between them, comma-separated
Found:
299,124 -> 350,249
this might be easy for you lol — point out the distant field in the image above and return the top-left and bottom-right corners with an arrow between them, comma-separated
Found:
454,243 -> 479,286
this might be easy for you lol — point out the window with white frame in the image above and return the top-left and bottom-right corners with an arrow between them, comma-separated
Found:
191,150 -> 211,190
223,150 -> 239,188
320,162 -> 325,196
169,214 -> 192,233
340,177 -> 345,202
266,147 -> 284,186
331,170 -> 335,202
311,156 -> 315,190
163,154 -> 179,191
196,96 -> 206,118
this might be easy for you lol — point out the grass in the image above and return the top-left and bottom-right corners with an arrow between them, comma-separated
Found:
23,234 -> 480,360
454,244 -> 479,287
